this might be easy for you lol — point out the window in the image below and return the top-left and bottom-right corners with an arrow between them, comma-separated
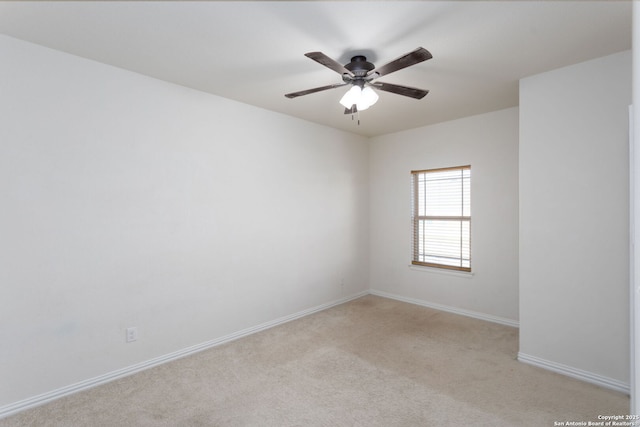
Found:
411,165 -> 471,272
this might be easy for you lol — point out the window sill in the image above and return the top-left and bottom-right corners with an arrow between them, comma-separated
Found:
408,264 -> 474,278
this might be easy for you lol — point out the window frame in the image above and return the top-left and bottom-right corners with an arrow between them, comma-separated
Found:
411,165 -> 471,272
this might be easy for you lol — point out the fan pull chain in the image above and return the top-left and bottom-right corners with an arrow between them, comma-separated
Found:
348,105 -> 360,125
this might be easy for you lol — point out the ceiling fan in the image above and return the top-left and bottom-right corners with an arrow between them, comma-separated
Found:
285,47 -> 432,115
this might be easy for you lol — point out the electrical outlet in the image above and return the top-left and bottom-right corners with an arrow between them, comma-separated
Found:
126,327 -> 138,343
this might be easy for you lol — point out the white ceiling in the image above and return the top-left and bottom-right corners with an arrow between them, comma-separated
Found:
0,1 -> 632,137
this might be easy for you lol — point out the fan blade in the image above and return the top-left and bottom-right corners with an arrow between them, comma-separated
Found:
344,105 -> 358,115
373,82 -> 429,99
370,47 -> 432,78
285,83 -> 348,99
305,52 -> 352,76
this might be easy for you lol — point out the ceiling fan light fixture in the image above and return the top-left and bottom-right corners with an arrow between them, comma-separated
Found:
339,85 -> 362,108
358,86 -> 379,110
286,47 -> 431,118
339,85 -> 379,111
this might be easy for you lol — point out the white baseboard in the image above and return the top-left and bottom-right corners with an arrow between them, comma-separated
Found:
369,289 -> 520,328
518,352 -> 630,395
373,290 -> 630,394
0,290 -> 369,420
3,290 -> 627,419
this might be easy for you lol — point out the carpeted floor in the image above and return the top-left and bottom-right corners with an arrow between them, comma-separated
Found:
0,295 -> 629,426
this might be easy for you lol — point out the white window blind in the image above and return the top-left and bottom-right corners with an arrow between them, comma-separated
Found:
411,165 -> 471,272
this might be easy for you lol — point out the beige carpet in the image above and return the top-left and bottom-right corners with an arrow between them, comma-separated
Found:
0,295 -> 629,426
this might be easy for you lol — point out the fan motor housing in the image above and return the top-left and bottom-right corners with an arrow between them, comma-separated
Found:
345,55 -> 375,77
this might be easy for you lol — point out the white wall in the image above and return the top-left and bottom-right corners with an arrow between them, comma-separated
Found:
519,51 -> 631,388
632,1 -> 640,413
368,107 -> 519,324
0,34 -> 369,408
